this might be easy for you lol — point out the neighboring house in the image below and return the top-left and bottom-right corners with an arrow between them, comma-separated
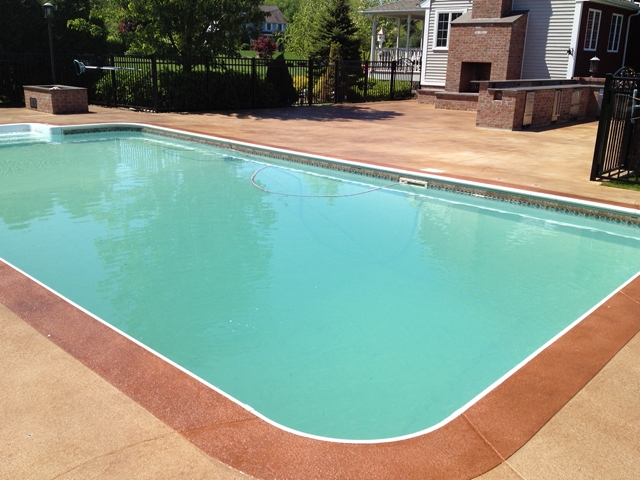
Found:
364,0 -> 640,89
259,5 -> 287,36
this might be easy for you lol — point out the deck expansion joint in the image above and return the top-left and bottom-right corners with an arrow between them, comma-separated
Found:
461,413 -> 507,463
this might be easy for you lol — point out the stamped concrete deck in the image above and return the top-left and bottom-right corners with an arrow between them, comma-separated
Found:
1,102 -> 639,479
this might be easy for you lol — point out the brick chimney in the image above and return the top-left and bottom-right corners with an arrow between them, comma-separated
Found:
472,0 -> 513,19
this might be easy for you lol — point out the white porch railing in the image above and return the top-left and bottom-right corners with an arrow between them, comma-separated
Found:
374,48 -> 422,64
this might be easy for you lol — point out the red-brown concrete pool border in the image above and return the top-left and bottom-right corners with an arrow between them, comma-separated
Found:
2,261 -> 639,479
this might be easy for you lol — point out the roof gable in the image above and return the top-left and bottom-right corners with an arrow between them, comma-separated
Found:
260,5 -> 287,23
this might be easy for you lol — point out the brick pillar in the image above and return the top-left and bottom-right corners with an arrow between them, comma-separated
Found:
472,0 -> 513,19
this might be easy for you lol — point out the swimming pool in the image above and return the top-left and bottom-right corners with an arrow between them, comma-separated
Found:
2,123 -> 640,442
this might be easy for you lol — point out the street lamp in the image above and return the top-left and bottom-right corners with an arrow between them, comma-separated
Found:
43,2 -> 56,84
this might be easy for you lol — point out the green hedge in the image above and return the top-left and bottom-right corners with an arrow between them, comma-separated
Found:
93,67 -> 289,111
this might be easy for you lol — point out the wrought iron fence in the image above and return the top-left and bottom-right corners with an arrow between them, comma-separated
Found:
0,53 -> 98,105
591,69 -> 640,184
1,53 -> 418,111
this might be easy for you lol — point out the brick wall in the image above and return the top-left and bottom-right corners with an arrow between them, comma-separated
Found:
435,92 -> 478,111
476,85 -> 526,129
24,86 -> 88,114
582,87 -> 600,118
532,90 -> 555,127
416,90 -> 439,105
446,14 -> 528,93
475,83 -> 603,130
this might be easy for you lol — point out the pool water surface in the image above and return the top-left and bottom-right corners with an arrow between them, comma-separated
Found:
1,127 -> 639,441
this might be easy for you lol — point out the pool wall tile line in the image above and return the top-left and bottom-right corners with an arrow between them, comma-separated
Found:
2,259 -> 639,479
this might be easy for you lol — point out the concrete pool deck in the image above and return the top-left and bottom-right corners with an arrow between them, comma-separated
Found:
1,102 -> 640,479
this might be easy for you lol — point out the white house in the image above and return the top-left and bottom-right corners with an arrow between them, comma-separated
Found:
363,0 -> 640,90
259,5 -> 287,36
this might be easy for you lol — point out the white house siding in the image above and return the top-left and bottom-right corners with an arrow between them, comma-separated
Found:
421,0 -> 471,86
513,0 -> 576,79
422,0 -> 471,86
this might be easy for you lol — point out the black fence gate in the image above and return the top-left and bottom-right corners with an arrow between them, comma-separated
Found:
591,68 -> 640,183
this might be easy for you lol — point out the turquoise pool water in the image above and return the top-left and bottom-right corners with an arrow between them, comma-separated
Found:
1,129 -> 640,441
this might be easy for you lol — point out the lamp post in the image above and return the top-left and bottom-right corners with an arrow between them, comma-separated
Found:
43,2 -> 56,84
589,56 -> 600,77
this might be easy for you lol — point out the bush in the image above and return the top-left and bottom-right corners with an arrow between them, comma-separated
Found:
93,71 -> 153,109
292,75 -> 307,92
93,66 -> 283,111
251,36 -> 278,59
265,54 -> 298,106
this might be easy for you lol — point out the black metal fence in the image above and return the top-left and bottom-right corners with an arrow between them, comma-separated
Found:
1,53 -> 418,111
591,69 -> 640,183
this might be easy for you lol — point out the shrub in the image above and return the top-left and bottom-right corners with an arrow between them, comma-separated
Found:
265,54 -> 298,106
292,75 -> 307,92
251,36 -> 278,59
92,66 -> 283,111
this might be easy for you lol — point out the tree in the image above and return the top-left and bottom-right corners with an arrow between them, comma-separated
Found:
0,0 -> 110,55
284,0 -> 329,58
0,0 -> 47,53
120,0 -> 265,58
265,53 -> 297,105
309,0 -> 360,61
251,36 -> 277,58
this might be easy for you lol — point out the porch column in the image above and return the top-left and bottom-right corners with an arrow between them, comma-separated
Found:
370,15 -> 377,62
406,15 -> 412,54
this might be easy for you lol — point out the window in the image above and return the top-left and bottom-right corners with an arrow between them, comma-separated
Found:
608,14 -> 623,52
584,9 -> 601,51
435,11 -> 463,49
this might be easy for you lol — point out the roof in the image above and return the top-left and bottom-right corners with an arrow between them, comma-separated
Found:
259,5 -> 287,24
361,0 -> 424,16
452,11 -> 528,25
582,0 -> 640,11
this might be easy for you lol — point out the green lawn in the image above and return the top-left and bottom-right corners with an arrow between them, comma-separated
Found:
602,179 -> 640,191
238,51 -> 305,60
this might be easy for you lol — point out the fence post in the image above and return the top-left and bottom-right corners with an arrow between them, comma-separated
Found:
110,54 -> 117,107
205,57 -> 210,110
251,57 -> 257,109
151,54 -> 158,112
390,60 -> 396,100
308,58 -> 314,106
363,60 -> 369,101
334,61 -> 339,103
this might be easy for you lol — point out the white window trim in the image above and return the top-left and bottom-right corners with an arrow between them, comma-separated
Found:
583,9 -> 601,52
607,13 -> 623,53
432,10 -> 465,51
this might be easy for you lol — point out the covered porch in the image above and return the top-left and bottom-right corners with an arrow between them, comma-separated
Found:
361,0 -> 424,66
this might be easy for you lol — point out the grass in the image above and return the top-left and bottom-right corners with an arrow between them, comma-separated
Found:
238,51 -> 305,60
602,178 -> 640,191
